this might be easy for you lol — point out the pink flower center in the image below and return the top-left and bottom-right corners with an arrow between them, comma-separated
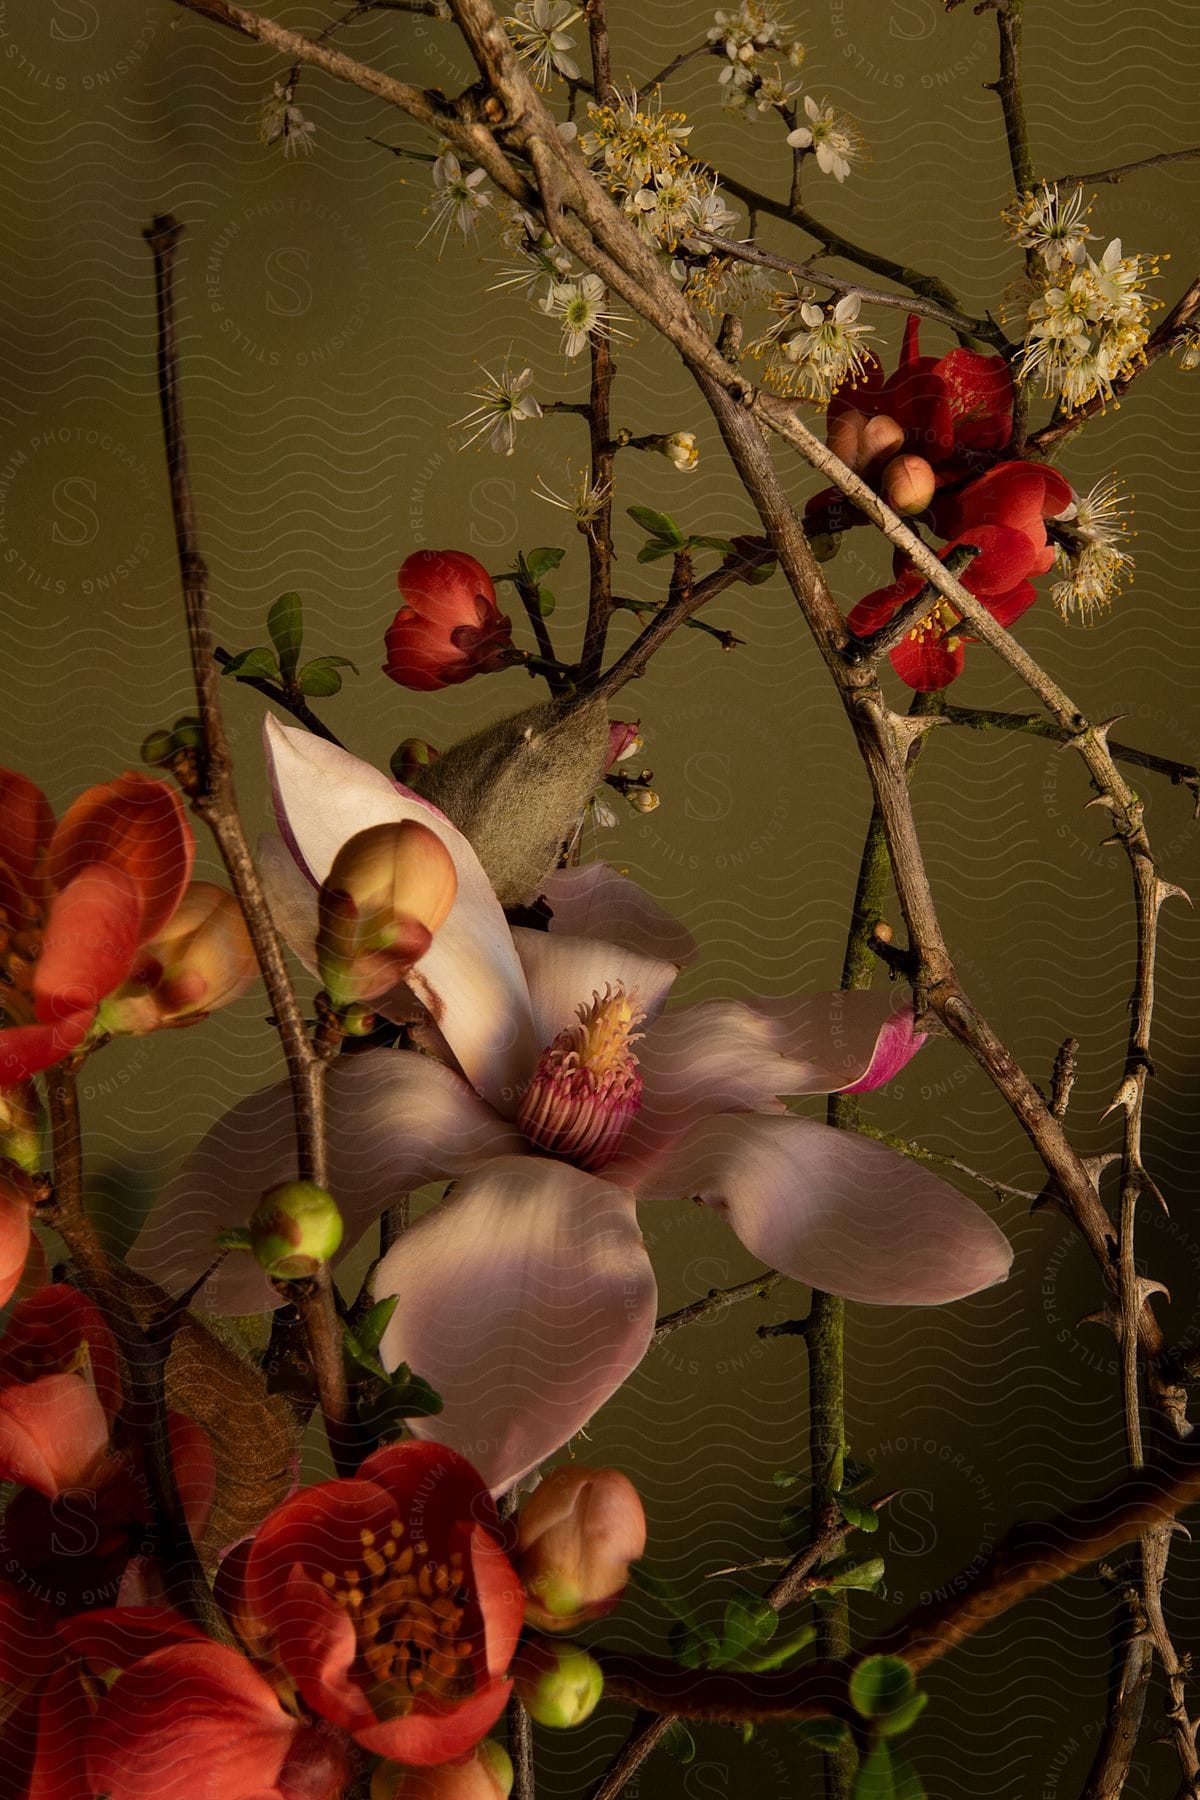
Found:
517,984 -> 645,1172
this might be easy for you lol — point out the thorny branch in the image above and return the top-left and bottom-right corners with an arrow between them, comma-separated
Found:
164,0 -> 1200,1786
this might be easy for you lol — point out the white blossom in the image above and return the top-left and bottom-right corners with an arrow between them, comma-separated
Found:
258,81 -> 316,157
786,95 -> 864,182
504,0 -> 582,88
541,273 -> 631,357
453,364 -> 543,456
420,152 -> 492,252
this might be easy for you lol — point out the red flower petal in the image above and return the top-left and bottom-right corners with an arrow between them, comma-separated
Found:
84,1641 -> 323,1800
0,771 -> 54,902
0,1283 -> 123,1419
934,347 -> 1014,452
890,630 -> 965,691
397,551 -> 498,627
0,1012 -> 95,1083
34,862 -> 142,1021
952,522 -> 1044,596
0,1370 -> 112,1496
987,579 -> 1039,629
0,1179 -> 32,1310
47,773 -> 195,944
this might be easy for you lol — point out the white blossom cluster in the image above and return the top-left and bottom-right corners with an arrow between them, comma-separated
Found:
749,291 -> 874,404
1049,477 -> 1135,624
1008,186 -> 1160,410
707,0 -> 806,114
581,88 -> 733,251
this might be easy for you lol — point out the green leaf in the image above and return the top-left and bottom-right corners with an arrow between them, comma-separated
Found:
794,1718 -> 853,1752
669,1619 -> 722,1669
627,504 -> 685,545
815,1555 -> 886,1596
888,1750 -> 928,1798
221,646 -> 279,683
713,1591 -> 777,1666
661,1721 -> 697,1766
773,1468 -> 805,1489
297,655 -> 358,697
357,1368 -> 444,1441
877,1693 -> 929,1740
535,587 -> 557,618
835,1493 -> 880,1533
525,545 -> 566,581
841,1458 -> 875,1494
636,539 -> 682,564
849,1656 -> 916,1722
268,592 -> 305,680
739,1623 -> 817,1671
854,1741 -> 896,1800
356,1295 -> 400,1358
688,534 -> 735,556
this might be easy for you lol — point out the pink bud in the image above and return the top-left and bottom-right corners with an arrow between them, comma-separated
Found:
385,550 -> 514,692
858,413 -> 906,474
317,820 -> 457,1007
102,882 -> 257,1034
516,1465 -> 646,1630
881,453 -> 937,516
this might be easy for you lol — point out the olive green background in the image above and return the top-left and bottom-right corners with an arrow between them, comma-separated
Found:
2,0 -> 1199,1792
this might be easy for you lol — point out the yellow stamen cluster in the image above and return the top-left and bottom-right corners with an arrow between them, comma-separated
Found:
319,1520 -> 476,1714
907,597 -> 963,654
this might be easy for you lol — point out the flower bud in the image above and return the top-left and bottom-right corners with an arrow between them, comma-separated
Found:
100,883 -> 258,1035
512,1637 -> 604,1728
371,1743 -> 514,1800
140,728 -> 176,766
317,821 -> 457,1009
858,413 -> 906,474
604,721 -> 642,769
626,788 -> 660,814
385,550 -> 513,692
517,1465 -> 646,1630
881,453 -> 936,516
0,1172 -> 34,1309
650,431 -> 699,472
0,1081 -> 43,1175
249,1180 -> 344,1280
390,737 -> 441,786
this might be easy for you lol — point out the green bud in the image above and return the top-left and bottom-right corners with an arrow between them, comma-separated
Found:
249,1180 -> 344,1280
140,729 -> 176,766
171,716 -> 205,752
339,1002 -> 378,1037
513,1636 -> 604,1729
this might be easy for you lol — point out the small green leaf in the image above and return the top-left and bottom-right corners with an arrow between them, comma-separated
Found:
713,1591 -> 777,1666
221,646 -> 279,683
835,1493 -> 880,1533
849,1656 -> 916,1722
815,1556 -> 886,1596
888,1750 -> 928,1798
773,1468 -> 804,1489
687,534 -> 735,556
357,1295 -> 400,1358
525,545 -> 566,581
739,1623 -> 817,1671
268,592 -> 305,680
297,655 -> 358,697
877,1693 -> 929,1740
627,504 -> 685,545
661,1721 -> 696,1765
841,1458 -> 875,1494
794,1718 -> 853,1752
535,587 -> 557,618
669,1619 -> 722,1669
636,539 -> 682,564
854,1741 -> 896,1800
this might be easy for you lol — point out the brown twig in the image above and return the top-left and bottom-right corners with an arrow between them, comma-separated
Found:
588,543 -> 773,700
1050,148 -> 1200,188
651,1270 -> 783,1344
144,213 -> 352,1472
213,646 -> 346,746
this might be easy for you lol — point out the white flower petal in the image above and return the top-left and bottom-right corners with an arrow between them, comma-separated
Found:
640,1113 -> 1013,1306
373,1155 -> 657,1492
538,862 -> 698,965
129,1049 -> 520,1314
512,927 -> 680,1050
264,717 -> 537,1111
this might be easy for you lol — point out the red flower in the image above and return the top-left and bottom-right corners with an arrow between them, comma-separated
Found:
384,552 -> 513,693
0,768 -> 195,1082
0,1285 -> 216,1610
846,462 -> 1074,690
0,1172 -> 35,1309
225,1440 -> 525,1765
